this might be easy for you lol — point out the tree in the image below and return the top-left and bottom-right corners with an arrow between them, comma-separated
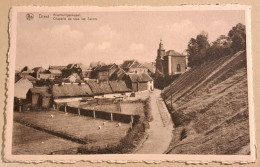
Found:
206,35 -> 232,61
186,31 -> 210,67
228,23 -> 246,53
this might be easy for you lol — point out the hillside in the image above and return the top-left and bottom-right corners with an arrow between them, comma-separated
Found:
162,51 -> 250,155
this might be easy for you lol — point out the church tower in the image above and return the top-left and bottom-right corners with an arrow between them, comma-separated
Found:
155,39 -> 165,77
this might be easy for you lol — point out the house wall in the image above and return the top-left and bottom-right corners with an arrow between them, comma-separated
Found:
39,73 -> 55,80
170,56 -> 186,74
98,71 -> 109,81
148,80 -> 154,91
129,68 -> 148,74
31,94 -> 39,107
42,97 -> 50,108
131,82 -> 149,92
138,82 -> 148,91
132,82 -> 138,92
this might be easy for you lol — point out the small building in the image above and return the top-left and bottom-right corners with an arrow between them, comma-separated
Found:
66,73 -> 81,83
26,87 -> 52,109
95,64 -> 118,81
82,69 -> 92,81
127,73 -> 154,92
38,70 -> 55,80
49,69 -> 62,78
14,78 -> 33,99
121,60 -> 148,74
32,67 -> 45,80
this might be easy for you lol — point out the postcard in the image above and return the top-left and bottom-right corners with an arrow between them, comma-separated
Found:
4,5 -> 255,163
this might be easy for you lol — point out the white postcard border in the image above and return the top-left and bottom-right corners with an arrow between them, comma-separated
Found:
4,5 -> 256,163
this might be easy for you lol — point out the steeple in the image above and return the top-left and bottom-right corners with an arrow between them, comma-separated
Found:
155,39 -> 165,77
159,39 -> 164,50
157,39 -> 165,59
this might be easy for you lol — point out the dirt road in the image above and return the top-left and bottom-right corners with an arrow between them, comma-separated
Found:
134,89 -> 174,154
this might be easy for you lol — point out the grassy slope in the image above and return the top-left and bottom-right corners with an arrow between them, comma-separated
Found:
162,51 -> 250,155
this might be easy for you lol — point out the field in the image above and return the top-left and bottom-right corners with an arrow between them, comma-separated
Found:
13,110 -> 131,154
162,51 -> 250,155
12,122 -> 81,155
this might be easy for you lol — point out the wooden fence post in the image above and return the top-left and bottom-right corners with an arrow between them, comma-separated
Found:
110,113 -> 113,121
93,110 -> 96,118
65,105 -> 67,113
130,115 -> 134,129
78,108 -> 80,115
19,105 -> 22,112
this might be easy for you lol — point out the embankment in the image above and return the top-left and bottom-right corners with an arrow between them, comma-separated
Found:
162,51 -> 250,155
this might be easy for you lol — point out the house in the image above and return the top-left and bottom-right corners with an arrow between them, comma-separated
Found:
82,69 -> 92,81
156,40 -> 187,77
126,73 -> 154,92
32,67 -> 45,79
38,70 -> 55,80
49,69 -> 62,78
52,83 -> 93,99
26,87 -> 52,109
66,73 -> 81,83
121,60 -> 148,74
94,64 -> 119,81
14,78 -> 33,99
62,63 -> 88,79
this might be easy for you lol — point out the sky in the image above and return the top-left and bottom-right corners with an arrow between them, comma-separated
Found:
16,10 -> 246,70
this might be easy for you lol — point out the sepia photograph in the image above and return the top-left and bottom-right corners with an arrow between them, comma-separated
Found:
5,5 -> 255,163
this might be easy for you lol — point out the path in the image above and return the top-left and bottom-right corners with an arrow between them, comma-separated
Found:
134,89 -> 174,154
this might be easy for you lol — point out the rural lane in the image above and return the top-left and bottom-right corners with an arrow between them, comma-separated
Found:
134,89 -> 174,154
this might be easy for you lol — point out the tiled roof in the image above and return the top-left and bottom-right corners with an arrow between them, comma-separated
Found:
128,73 -> 153,82
49,69 -> 62,74
95,64 -> 117,71
109,68 -> 127,80
52,84 -> 93,97
49,66 -> 67,70
166,50 -> 185,57
109,81 -> 132,93
88,81 -> 113,94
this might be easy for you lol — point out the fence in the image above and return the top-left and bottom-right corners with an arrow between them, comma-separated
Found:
57,104 -> 138,124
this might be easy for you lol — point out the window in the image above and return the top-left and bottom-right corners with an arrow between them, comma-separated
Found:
177,64 -> 181,72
